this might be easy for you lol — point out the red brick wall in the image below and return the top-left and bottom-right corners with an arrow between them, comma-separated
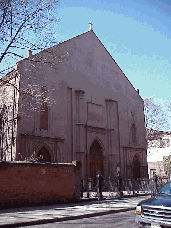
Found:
0,161 -> 81,208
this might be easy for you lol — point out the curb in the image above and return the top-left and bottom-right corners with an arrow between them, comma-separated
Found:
0,194 -> 150,227
80,193 -> 151,202
0,206 -> 136,227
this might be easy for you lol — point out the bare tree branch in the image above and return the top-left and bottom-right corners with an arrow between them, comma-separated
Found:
0,0 -> 11,28
6,52 -> 24,58
144,97 -> 171,149
0,1 -> 56,63
0,0 -> 60,77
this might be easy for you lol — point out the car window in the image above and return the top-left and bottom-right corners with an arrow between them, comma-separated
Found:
158,182 -> 171,195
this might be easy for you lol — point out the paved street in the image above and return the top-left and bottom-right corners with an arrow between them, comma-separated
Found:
20,210 -> 137,228
0,195 -> 149,227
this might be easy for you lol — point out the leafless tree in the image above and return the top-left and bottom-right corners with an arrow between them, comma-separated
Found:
0,69 -> 59,161
0,0 -> 70,162
0,0 -> 60,77
144,98 -> 168,131
144,98 -> 171,149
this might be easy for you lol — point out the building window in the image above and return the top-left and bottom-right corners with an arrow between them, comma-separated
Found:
40,103 -> 48,131
132,123 -> 136,143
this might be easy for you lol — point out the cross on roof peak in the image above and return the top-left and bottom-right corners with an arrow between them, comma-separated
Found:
89,21 -> 93,31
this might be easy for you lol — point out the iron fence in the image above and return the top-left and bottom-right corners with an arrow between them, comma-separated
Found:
81,175 -> 168,199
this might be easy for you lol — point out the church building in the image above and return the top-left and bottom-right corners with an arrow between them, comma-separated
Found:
0,23 -> 147,182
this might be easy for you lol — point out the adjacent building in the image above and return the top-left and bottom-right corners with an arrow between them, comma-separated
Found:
147,129 -> 171,179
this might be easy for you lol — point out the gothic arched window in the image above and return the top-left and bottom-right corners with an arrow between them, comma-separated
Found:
132,123 -> 136,143
40,103 -> 48,131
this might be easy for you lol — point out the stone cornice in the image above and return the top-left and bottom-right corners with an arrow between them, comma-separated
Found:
123,146 -> 147,150
20,133 -> 65,143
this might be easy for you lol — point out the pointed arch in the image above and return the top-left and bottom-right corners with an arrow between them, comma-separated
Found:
35,143 -> 54,162
88,136 -> 105,153
88,137 -> 104,180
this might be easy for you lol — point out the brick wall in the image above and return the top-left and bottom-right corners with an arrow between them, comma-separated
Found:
0,160 -> 81,208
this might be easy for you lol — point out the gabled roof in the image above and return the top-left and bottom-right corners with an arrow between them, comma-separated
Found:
0,69 -> 17,86
90,30 -> 142,101
41,29 -> 142,101
2,29 -> 142,101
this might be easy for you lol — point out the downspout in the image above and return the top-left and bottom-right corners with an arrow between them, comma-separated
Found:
86,101 -> 89,197
56,139 -> 58,163
11,81 -> 15,161
117,102 -> 121,173
76,97 -> 78,160
78,97 -> 80,154
71,88 -> 73,161
109,105 -> 112,175
107,105 -> 110,177
24,134 -> 26,161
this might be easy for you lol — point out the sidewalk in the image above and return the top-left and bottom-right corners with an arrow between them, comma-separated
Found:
82,190 -> 150,199
0,192 -> 151,227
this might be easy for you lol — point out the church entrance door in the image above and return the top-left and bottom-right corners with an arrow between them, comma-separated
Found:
89,140 -> 103,180
133,154 -> 141,180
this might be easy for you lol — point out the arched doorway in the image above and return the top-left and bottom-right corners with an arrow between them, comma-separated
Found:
37,146 -> 51,162
133,154 -> 141,180
89,140 -> 103,180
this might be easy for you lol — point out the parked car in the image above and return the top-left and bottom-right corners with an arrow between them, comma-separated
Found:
135,181 -> 171,228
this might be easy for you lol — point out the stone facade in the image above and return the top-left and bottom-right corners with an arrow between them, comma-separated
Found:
0,29 -> 147,182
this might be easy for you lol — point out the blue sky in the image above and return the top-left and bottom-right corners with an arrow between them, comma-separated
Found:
1,0 -> 171,129
55,0 -> 171,103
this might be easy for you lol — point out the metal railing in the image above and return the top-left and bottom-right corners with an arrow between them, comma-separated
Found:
80,175 -> 168,199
